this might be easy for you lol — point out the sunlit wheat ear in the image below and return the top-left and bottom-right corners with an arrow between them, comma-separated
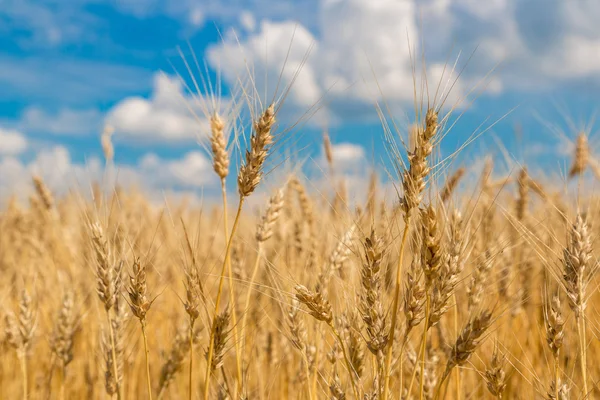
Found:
327,224 -> 356,280
467,249 -> 494,310
480,156 -> 494,193
484,342 -> 507,398
90,222 -> 120,311
569,132 -> 589,178
401,108 -> 439,221
515,167 -> 530,222
562,212 -> 593,394
428,253 -> 460,330
548,378 -> 570,400
6,289 -> 36,400
6,289 -> 36,354
562,213 -> 592,318
442,309 -> 493,381
290,176 -> 315,226
184,265 -> 203,324
545,292 -> 564,358
238,104 -> 276,198
448,210 -> 470,274
210,112 -> 230,180
101,124 -> 115,163
420,205 -> 443,288
441,167 -> 465,203
287,298 -> 308,352
323,131 -> 334,171
127,257 -> 152,321
343,313 -> 365,379
359,230 -> 388,355
102,302 -> 127,396
256,187 -> 285,243
423,347 -> 440,400
295,285 -> 333,323
329,372 -> 345,400
32,175 -> 54,211
206,309 -> 231,371
50,291 -> 79,368
404,255 -> 426,332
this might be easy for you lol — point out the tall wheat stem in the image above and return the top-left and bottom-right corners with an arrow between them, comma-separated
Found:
418,295 -> 431,400
140,321 -> 153,400
302,351 -> 314,400
554,355 -> 560,400
204,198 -> 245,400
19,353 -> 27,400
106,311 -> 122,400
220,179 -> 244,395
453,292 -> 460,400
240,245 -> 264,357
407,331 -> 427,397
577,315 -> 588,396
397,337 -> 408,397
188,320 -> 195,400
311,327 -> 320,398
330,324 -> 360,399
59,365 -> 65,400
382,219 -> 411,399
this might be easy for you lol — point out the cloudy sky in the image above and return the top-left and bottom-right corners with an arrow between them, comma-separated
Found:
1,0 -> 599,203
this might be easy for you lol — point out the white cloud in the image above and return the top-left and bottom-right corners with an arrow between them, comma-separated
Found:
106,73 -> 206,142
189,7 -> 204,27
206,0 -> 600,123
0,128 -> 28,155
20,106 -> 103,136
138,151 -> 214,188
207,1 -> 470,124
0,145 -> 215,205
208,20 -> 322,110
321,142 -> 366,172
240,11 -> 256,32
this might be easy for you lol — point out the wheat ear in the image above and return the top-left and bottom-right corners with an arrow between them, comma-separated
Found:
204,104 -> 275,400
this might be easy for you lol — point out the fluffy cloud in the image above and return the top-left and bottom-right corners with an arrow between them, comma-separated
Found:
208,21 -> 322,110
138,151 -> 214,188
20,106 -> 103,136
207,1 -> 472,124
105,73 -> 206,142
0,128 -> 28,155
207,0 -> 600,123
0,145 -> 215,205
319,142 -> 367,173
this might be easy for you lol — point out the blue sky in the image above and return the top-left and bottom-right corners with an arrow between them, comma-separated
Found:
0,0 -> 599,203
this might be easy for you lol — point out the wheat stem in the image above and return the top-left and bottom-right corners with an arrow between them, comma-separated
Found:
204,198 -> 245,400
240,245 -> 264,358
59,365 -> 65,400
302,350 -> 314,400
329,324 -> 360,399
453,292 -> 460,400
188,320 -> 194,400
419,295 -> 431,400
106,311 -> 122,400
220,179 -> 244,395
577,315 -> 588,396
383,218 -> 411,399
397,337 -> 408,398
554,354 -> 559,400
140,321 -> 153,400
19,352 -> 27,400
407,331 -> 428,397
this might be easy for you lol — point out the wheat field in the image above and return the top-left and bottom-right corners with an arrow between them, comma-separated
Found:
0,55 -> 598,400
